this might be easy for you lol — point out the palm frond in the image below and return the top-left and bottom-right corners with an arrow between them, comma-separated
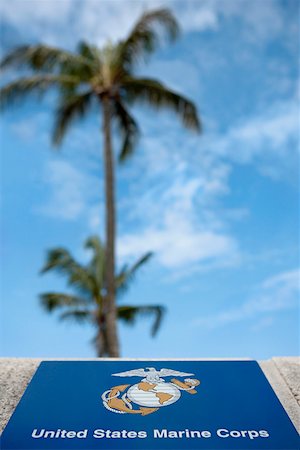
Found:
52,90 -> 93,146
77,41 -> 101,65
123,77 -> 201,132
116,252 -> 153,296
117,304 -> 165,336
59,308 -> 93,324
0,44 -> 94,72
58,43 -> 99,82
40,248 -> 97,296
119,8 -> 179,68
113,100 -> 140,161
40,292 -> 87,312
85,236 -> 105,291
0,75 -> 77,110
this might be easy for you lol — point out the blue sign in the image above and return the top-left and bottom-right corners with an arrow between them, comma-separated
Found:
1,360 -> 299,449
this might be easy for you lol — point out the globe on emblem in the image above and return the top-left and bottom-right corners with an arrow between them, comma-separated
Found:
127,382 -> 181,407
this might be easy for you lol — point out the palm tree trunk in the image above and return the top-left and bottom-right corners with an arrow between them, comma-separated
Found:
95,319 -> 108,357
95,327 -> 105,357
102,95 -> 120,357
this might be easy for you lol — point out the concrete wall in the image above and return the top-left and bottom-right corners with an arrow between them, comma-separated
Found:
1,357 -> 299,434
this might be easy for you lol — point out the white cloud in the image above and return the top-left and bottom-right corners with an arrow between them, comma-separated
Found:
193,268 -> 300,328
215,0 -> 284,41
0,0 -> 74,45
204,99 -> 299,181
118,166 -> 239,270
119,222 -> 236,269
226,102 -> 298,162
4,0 -> 217,43
1,0 -> 289,48
0,0 -> 72,24
38,159 -> 95,220
176,2 -> 219,32
1,0 -> 167,47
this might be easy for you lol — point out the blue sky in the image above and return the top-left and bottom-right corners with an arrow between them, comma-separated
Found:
0,0 -> 299,359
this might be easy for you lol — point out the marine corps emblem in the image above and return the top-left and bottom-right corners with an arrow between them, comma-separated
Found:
101,367 -> 200,416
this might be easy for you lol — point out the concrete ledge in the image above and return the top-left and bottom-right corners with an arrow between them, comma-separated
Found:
260,358 -> 300,432
1,357 -> 299,434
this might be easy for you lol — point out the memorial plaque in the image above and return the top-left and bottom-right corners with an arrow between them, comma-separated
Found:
1,360 -> 299,449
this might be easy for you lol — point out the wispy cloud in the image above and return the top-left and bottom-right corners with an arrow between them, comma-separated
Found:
200,98 -> 299,182
0,0 -> 293,49
193,268 -> 300,329
220,100 -> 299,163
117,161 -> 239,270
37,159 -> 100,221
119,221 -> 237,270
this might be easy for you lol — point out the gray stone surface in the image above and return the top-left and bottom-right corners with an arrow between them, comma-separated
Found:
0,358 -> 40,434
260,358 -> 300,432
273,357 -> 300,406
0,357 -> 299,435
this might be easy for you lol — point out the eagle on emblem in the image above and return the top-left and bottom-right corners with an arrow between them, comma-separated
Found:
102,366 -> 200,415
113,367 -> 194,383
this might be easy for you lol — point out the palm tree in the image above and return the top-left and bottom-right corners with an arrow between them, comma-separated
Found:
0,8 -> 201,356
40,236 -> 164,357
